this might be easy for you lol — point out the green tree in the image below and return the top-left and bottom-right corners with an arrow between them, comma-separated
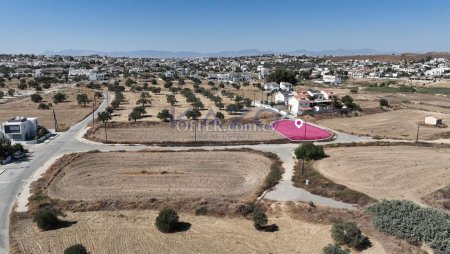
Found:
31,93 -> 43,103
186,109 -> 201,120
252,207 -> 268,231
331,222 -> 368,250
76,93 -> 89,107
295,143 -> 326,161
33,208 -> 61,231
215,101 -> 224,109
97,111 -> 112,142
323,244 -> 350,254
215,112 -> 225,120
155,208 -> 179,233
136,92 -> 152,107
267,68 -> 297,84
38,103 -> 50,110
379,98 -> 389,107
0,91 -> 4,99
157,109 -> 173,122
128,110 -> 143,122
53,92 -> 67,103
64,244 -> 88,254
192,100 -> 204,109
226,104 -> 238,114
7,89 -> 15,96
166,94 -> 177,106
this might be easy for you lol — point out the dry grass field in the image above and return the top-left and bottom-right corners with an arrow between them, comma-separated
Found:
314,146 -> 450,206
88,121 -> 284,144
0,88 -> 100,130
317,109 -> 450,140
10,210 -> 387,254
46,150 -> 273,202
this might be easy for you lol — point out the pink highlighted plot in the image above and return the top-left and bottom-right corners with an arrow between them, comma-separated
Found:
272,119 -> 333,141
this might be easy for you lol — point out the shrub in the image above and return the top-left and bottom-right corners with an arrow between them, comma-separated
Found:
367,200 -> 450,254
76,93 -> 89,106
295,143 -> 326,161
252,207 -> 268,231
33,208 -> 61,230
379,98 -> 389,107
53,92 -> 66,103
38,103 -> 50,110
323,244 -> 350,254
331,222 -> 369,250
155,208 -> 179,233
64,244 -> 88,254
215,112 -> 225,120
157,109 -> 173,122
195,206 -> 208,216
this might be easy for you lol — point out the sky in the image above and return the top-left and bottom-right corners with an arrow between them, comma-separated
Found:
0,0 -> 449,54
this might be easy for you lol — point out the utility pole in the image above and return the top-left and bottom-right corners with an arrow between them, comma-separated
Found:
253,90 -> 256,106
52,109 -> 58,132
92,93 -> 96,126
416,124 -> 420,143
302,158 -> 305,176
194,119 -> 198,142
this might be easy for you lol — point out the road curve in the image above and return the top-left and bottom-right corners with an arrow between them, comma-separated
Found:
0,94 -> 372,253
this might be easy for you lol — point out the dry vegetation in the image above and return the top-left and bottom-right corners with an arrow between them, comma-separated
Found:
27,149 -> 283,214
10,208 -> 387,254
46,150 -> 272,202
317,109 -> 450,140
87,121 -> 285,145
0,87 -> 101,131
313,145 -> 450,207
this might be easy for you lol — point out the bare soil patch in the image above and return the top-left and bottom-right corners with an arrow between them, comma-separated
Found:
86,121 -> 286,145
313,146 -> 450,206
0,88 -> 101,131
28,149 -> 283,214
317,109 -> 450,140
46,150 -> 272,202
421,185 -> 450,211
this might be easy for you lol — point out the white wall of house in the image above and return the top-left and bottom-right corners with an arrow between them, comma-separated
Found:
1,117 -> 38,141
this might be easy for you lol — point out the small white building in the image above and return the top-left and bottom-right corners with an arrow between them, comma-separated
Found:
264,82 -> 280,91
274,91 -> 293,104
288,94 -> 312,116
89,72 -> 107,81
1,117 -> 39,141
280,82 -> 293,91
322,75 -> 342,85
425,116 -> 443,126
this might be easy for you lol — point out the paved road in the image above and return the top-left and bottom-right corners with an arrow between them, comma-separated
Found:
0,96 -> 374,253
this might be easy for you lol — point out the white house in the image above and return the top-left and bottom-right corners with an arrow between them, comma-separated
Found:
288,94 -> 312,116
89,72 -> 107,81
274,91 -> 293,104
425,116 -> 443,126
322,75 -> 342,85
279,82 -> 293,91
264,82 -> 280,91
258,67 -> 270,79
1,117 -> 39,141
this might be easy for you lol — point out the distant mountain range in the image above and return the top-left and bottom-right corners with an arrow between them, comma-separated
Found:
42,48 -> 389,58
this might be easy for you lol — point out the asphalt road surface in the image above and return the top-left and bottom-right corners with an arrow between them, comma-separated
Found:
0,94 -> 374,253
